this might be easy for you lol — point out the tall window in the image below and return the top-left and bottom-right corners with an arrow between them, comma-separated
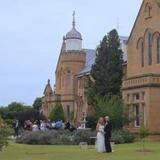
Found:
157,36 -> 160,64
148,32 -> 152,65
141,41 -> 144,67
134,104 -> 140,127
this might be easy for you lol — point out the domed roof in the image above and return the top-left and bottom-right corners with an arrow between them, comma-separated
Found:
65,11 -> 82,40
66,27 -> 82,40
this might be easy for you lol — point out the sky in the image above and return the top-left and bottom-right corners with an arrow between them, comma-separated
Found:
0,0 -> 143,106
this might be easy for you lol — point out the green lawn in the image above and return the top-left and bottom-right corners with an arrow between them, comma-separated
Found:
0,142 -> 160,160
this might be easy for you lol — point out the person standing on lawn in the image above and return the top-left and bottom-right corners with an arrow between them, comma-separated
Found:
104,116 -> 112,153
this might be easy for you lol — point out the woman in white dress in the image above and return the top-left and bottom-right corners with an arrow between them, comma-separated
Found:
96,117 -> 106,153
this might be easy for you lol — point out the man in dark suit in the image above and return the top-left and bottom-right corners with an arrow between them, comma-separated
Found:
104,116 -> 112,153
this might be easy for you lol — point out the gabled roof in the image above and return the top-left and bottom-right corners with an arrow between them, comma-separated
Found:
127,0 -> 145,44
127,0 -> 160,44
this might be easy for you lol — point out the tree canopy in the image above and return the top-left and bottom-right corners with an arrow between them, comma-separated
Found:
32,97 -> 42,110
87,29 -> 123,105
49,103 -> 65,122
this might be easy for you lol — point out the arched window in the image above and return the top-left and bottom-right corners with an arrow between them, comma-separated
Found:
137,38 -> 144,67
148,32 -> 152,65
157,36 -> 160,64
141,41 -> 144,67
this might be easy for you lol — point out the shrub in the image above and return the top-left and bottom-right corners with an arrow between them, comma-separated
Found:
49,103 -> 65,121
16,129 -> 135,145
0,116 -> 10,151
16,129 -> 96,145
139,126 -> 150,151
91,96 -> 130,130
111,130 -> 135,144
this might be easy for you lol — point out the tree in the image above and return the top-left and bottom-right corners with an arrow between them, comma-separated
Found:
92,95 -> 129,130
8,102 -> 30,112
87,29 -> 123,105
0,102 -> 31,126
0,116 -> 10,151
33,97 -> 42,110
49,103 -> 65,121
139,126 -> 150,151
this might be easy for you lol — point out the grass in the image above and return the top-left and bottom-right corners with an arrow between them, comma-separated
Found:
0,141 -> 160,160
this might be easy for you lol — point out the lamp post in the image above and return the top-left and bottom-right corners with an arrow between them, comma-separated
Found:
82,112 -> 87,129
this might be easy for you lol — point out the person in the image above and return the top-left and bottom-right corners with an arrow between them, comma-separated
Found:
24,120 -> 33,131
104,116 -> 112,153
13,119 -> 19,137
40,120 -> 46,131
32,122 -> 39,132
96,117 -> 106,153
55,120 -> 62,129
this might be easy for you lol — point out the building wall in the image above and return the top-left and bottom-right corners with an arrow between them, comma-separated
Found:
123,0 -> 160,135
127,0 -> 160,78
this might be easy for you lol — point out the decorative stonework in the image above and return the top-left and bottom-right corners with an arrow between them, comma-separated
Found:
145,2 -> 152,19
123,74 -> 160,90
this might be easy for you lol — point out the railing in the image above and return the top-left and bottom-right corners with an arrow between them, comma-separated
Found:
123,75 -> 160,89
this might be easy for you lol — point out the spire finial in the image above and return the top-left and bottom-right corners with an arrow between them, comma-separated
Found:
47,79 -> 50,84
72,11 -> 75,28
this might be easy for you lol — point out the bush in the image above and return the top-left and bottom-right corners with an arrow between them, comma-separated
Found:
49,103 -> 65,121
16,129 -> 96,145
16,129 -> 135,145
0,116 -> 10,151
111,130 -> 135,144
91,96 -> 130,130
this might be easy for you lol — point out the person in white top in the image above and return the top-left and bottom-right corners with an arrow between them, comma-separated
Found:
96,117 -> 106,153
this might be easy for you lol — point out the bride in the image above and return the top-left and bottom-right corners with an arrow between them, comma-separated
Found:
96,117 -> 106,153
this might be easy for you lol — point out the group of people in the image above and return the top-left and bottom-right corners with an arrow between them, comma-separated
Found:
96,116 -> 112,153
13,119 -> 77,137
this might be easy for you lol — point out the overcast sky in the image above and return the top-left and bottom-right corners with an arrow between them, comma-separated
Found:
0,0 -> 142,106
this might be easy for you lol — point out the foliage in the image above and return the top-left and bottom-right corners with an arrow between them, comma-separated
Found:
0,102 -> 31,126
16,129 -> 96,145
16,109 -> 47,127
111,130 -> 135,144
0,116 -> 10,151
87,29 -> 123,106
16,128 -> 134,145
139,126 -> 150,151
32,97 -> 42,110
86,115 -> 97,130
7,102 -> 30,112
92,95 -> 129,129
49,103 -> 65,121
140,126 -> 150,139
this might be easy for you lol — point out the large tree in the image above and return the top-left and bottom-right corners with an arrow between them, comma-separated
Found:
33,97 -> 42,110
87,29 -> 123,105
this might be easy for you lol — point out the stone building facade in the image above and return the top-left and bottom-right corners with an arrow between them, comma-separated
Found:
122,0 -> 160,136
41,13 -> 127,122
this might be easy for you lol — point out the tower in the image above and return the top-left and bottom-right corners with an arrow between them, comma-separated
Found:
54,11 -> 86,120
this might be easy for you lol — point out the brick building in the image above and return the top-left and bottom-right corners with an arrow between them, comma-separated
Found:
122,0 -> 160,136
41,12 -> 127,122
